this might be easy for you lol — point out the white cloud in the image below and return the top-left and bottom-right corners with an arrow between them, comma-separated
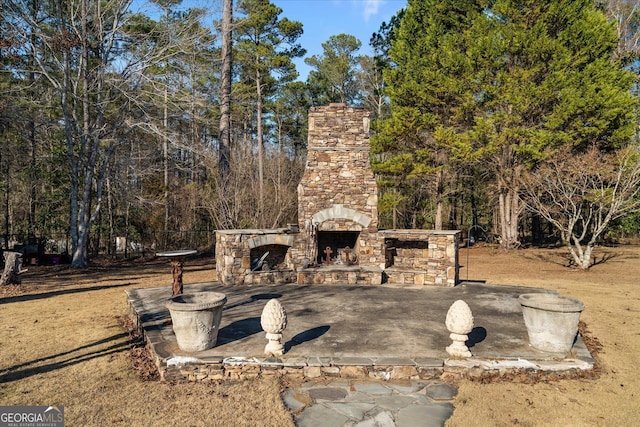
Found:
362,0 -> 384,22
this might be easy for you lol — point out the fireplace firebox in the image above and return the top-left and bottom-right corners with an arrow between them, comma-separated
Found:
316,231 -> 359,265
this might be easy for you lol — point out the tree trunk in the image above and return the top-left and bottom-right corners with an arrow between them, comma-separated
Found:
580,245 -> 594,269
69,0 -> 110,268
28,0 -> 38,237
218,0 -> 233,229
107,174 -> 114,256
567,238 -> 594,269
1,251 -> 23,285
68,0 -> 93,268
470,191 -> 479,230
29,117 -> 37,236
435,203 -> 443,230
163,86 -> 169,234
256,66 -> 265,219
392,189 -> 398,229
498,187 -> 521,249
3,153 -> 10,248
434,169 -> 443,230
64,16 -> 81,268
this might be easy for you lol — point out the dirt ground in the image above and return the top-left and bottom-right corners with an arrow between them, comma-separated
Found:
0,245 -> 638,426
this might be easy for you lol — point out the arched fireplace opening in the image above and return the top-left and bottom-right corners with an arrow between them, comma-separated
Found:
316,231 -> 360,266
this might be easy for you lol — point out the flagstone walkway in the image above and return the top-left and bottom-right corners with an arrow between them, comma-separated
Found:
283,379 -> 457,427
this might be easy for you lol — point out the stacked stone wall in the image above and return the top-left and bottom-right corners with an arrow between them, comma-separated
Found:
157,355 -> 444,383
297,104 -> 378,233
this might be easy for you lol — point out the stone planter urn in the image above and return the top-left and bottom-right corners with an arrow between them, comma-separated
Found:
518,293 -> 584,354
166,292 -> 227,352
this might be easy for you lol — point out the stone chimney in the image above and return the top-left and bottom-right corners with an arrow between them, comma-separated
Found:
297,103 -> 378,233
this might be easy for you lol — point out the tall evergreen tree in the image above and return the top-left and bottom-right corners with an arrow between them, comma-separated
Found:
305,34 -> 362,105
376,0 -> 637,243
218,0 -> 233,229
373,0 -> 482,230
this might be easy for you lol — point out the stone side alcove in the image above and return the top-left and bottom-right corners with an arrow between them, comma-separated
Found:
216,229 -> 297,286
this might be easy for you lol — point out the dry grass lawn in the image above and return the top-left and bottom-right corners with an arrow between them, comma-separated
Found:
0,256 -> 294,427
448,244 -> 640,426
1,245 -> 638,426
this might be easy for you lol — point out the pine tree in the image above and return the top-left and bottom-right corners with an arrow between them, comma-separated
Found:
373,0 -> 483,230
305,34 -> 362,105
218,0 -> 233,229
376,0 -> 637,243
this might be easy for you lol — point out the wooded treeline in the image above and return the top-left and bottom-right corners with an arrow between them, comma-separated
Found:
1,0 -> 639,269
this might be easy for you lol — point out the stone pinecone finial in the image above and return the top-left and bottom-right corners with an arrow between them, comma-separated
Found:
261,299 -> 287,356
445,300 -> 474,358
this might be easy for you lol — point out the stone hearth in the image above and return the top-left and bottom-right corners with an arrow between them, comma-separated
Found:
215,104 -> 460,286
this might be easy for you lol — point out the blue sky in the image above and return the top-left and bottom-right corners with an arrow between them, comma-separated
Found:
132,0 -> 406,81
272,0 -> 406,79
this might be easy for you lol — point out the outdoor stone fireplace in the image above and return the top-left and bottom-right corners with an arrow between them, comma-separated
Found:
215,104 -> 460,286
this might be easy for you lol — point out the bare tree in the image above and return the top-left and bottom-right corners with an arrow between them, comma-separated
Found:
5,0 -> 131,266
6,0 -> 220,263
39,0 -> 131,267
521,147 -> 640,269
600,0 -> 640,66
199,140 -> 302,230
357,55 -> 387,121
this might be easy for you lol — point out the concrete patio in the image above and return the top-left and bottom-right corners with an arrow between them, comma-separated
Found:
126,281 -> 594,382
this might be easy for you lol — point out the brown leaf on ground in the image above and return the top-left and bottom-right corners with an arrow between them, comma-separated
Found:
579,320 -> 604,357
117,315 -> 160,381
0,284 -> 24,298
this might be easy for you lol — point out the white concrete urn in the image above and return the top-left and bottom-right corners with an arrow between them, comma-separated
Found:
519,293 -> 584,354
166,292 -> 227,352
260,299 -> 287,356
445,300 -> 474,358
